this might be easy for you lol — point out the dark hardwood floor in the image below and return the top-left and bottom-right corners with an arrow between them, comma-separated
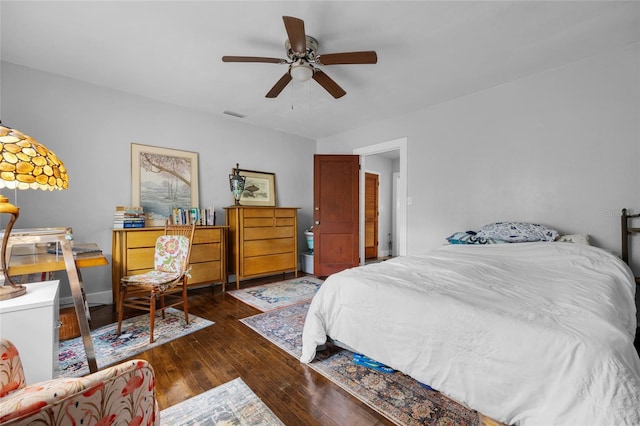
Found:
88,272 -> 393,426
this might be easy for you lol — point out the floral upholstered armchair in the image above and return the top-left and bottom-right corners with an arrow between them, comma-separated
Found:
0,338 -> 159,425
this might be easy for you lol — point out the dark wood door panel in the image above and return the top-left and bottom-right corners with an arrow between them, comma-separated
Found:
314,155 -> 359,276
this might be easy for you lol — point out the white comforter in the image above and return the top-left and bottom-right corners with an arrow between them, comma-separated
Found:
301,242 -> 640,425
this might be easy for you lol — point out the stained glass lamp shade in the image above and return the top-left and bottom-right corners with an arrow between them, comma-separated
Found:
0,124 -> 69,300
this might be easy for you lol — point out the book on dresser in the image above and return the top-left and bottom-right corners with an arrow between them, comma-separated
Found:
171,207 -> 216,226
113,206 -> 145,229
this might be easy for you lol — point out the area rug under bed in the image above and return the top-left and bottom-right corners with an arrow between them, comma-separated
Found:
241,302 -> 496,426
59,308 -> 214,377
227,276 -> 323,311
160,377 -> 284,425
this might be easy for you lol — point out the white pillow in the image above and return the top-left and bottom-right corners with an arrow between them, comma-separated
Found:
557,234 -> 591,245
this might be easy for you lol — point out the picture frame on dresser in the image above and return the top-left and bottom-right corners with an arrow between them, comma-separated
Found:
131,143 -> 199,225
235,168 -> 276,207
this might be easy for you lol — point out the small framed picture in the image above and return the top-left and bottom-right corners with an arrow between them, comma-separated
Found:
235,169 -> 276,206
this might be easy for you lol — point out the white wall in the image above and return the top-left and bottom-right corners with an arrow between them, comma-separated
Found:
2,40 -> 639,313
318,43 -> 640,272
1,62 -> 315,304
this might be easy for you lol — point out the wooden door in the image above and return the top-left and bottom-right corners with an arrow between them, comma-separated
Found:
313,155 -> 359,276
364,172 -> 379,259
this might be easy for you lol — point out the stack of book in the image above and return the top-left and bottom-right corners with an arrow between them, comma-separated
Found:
171,207 -> 215,226
113,206 -> 145,229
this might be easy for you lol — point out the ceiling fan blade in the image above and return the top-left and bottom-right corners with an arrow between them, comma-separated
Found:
312,70 -> 346,99
316,51 -> 378,65
283,16 -> 307,55
222,56 -> 285,64
266,73 -> 293,98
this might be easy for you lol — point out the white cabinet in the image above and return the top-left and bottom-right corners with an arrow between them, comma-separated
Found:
0,280 -> 60,384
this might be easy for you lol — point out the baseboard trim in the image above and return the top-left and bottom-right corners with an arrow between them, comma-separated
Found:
60,290 -> 113,309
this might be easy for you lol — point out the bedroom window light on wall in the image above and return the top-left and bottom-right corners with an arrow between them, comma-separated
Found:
0,122 -> 69,300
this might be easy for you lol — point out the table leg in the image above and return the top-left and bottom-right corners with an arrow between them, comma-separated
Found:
60,239 -> 97,373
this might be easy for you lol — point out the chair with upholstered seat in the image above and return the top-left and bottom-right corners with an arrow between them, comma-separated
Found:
0,338 -> 159,425
117,222 -> 196,343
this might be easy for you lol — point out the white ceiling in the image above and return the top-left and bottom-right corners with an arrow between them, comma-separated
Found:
1,1 -> 639,140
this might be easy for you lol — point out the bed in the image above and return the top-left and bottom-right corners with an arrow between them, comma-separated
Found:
300,240 -> 640,425
622,207 -> 640,282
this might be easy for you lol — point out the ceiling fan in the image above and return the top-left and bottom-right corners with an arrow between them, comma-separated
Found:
222,16 -> 377,99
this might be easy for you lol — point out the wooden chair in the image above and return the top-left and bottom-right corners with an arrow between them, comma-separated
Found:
117,222 -> 196,343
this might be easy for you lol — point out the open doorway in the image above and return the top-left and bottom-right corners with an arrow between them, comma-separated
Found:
354,137 -> 407,265
364,171 -> 380,260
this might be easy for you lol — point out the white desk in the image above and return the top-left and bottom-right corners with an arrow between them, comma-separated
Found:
0,280 -> 60,384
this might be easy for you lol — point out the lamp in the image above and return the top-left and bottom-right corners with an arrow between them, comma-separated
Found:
0,123 -> 69,300
228,163 -> 246,206
290,60 -> 314,82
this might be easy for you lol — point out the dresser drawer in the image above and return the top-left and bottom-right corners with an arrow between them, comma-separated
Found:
127,231 -> 163,248
193,229 -> 223,244
191,243 -> 221,263
127,247 -> 155,270
275,217 -> 295,227
275,209 -> 296,218
244,238 -> 294,257
243,253 -> 296,276
189,261 -> 222,283
244,217 -> 275,227
244,226 -> 294,240
242,208 -> 275,218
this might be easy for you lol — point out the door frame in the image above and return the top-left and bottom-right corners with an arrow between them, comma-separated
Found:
392,171 -> 400,257
354,137 -> 408,265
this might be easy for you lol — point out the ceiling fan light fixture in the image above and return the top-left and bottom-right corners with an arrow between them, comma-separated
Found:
290,61 -> 313,82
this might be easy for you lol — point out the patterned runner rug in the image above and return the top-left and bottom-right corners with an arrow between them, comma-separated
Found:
59,308 -> 213,377
241,302 -> 498,426
227,276 -> 323,311
160,377 -> 284,425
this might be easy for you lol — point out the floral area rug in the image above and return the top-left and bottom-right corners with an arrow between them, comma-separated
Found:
227,276 -> 323,311
241,302 -> 494,426
160,377 -> 284,426
59,308 -> 213,378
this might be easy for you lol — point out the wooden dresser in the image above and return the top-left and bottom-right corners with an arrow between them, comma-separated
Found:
111,226 -> 227,304
225,206 -> 299,288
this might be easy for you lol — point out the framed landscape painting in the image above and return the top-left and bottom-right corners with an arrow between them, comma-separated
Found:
131,143 -> 199,225
236,168 -> 276,206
